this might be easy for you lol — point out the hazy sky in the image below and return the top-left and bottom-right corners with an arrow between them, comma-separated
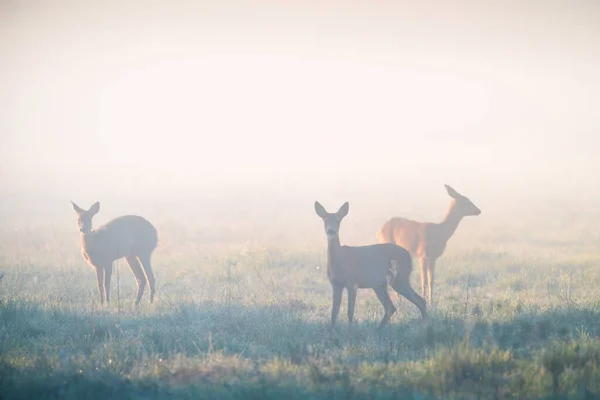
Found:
1,1 -> 599,202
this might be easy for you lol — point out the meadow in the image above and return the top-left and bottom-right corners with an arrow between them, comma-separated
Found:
1,197 -> 600,399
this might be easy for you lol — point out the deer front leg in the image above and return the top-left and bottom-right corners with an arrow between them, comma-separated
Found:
427,259 -> 436,306
94,265 -> 105,306
331,284 -> 343,328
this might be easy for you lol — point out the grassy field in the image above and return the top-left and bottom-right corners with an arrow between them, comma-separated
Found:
1,206 -> 600,399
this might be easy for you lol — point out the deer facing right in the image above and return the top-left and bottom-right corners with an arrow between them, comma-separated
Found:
376,184 -> 481,306
315,201 -> 427,330
71,201 -> 158,307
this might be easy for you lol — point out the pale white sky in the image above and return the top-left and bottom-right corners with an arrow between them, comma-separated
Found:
1,1 -> 599,205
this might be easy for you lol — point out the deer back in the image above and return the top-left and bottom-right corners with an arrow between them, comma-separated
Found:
330,243 -> 412,288
82,215 -> 157,264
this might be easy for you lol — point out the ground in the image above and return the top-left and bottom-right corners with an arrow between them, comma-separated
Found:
1,212 -> 600,399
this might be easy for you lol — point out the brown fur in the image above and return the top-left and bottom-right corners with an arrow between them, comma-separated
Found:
376,184 -> 480,305
71,201 -> 158,306
315,201 -> 426,330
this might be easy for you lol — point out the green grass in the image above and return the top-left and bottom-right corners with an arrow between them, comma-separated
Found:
2,219 -> 600,399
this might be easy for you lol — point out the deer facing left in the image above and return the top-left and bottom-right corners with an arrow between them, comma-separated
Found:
315,201 -> 427,330
71,201 -> 158,306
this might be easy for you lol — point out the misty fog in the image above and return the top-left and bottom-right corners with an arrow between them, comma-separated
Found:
1,1 -> 599,251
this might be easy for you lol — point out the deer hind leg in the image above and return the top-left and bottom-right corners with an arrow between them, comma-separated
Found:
347,285 -> 358,326
138,253 -> 156,303
126,255 -> 146,306
373,284 -> 397,330
104,262 -> 113,305
390,273 -> 427,319
94,265 -> 105,306
419,257 -> 428,299
331,284 -> 343,328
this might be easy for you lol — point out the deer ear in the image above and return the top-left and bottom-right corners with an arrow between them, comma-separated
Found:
89,201 -> 100,215
314,201 -> 328,218
336,202 -> 349,220
445,184 -> 461,199
71,201 -> 84,214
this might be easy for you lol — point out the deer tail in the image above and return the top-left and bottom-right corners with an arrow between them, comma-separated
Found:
376,219 -> 394,244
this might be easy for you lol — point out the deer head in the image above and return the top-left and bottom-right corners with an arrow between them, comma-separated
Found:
314,201 -> 349,240
445,185 -> 481,217
71,201 -> 100,234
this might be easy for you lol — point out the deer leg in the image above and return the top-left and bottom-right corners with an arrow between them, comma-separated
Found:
138,254 -> 156,303
390,274 -> 428,319
347,285 -> 358,326
373,284 -> 396,330
94,265 -> 105,306
419,257 -> 428,299
126,255 -> 146,306
104,262 -> 113,306
427,259 -> 436,306
331,284 -> 343,328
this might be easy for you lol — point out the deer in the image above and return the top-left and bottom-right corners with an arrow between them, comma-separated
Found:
314,201 -> 427,330
376,184 -> 481,306
70,201 -> 158,307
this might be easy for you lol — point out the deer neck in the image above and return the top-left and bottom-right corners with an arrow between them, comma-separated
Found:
438,200 -> 464,242
326,236 -> 341,269
80,231 -> 95,251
